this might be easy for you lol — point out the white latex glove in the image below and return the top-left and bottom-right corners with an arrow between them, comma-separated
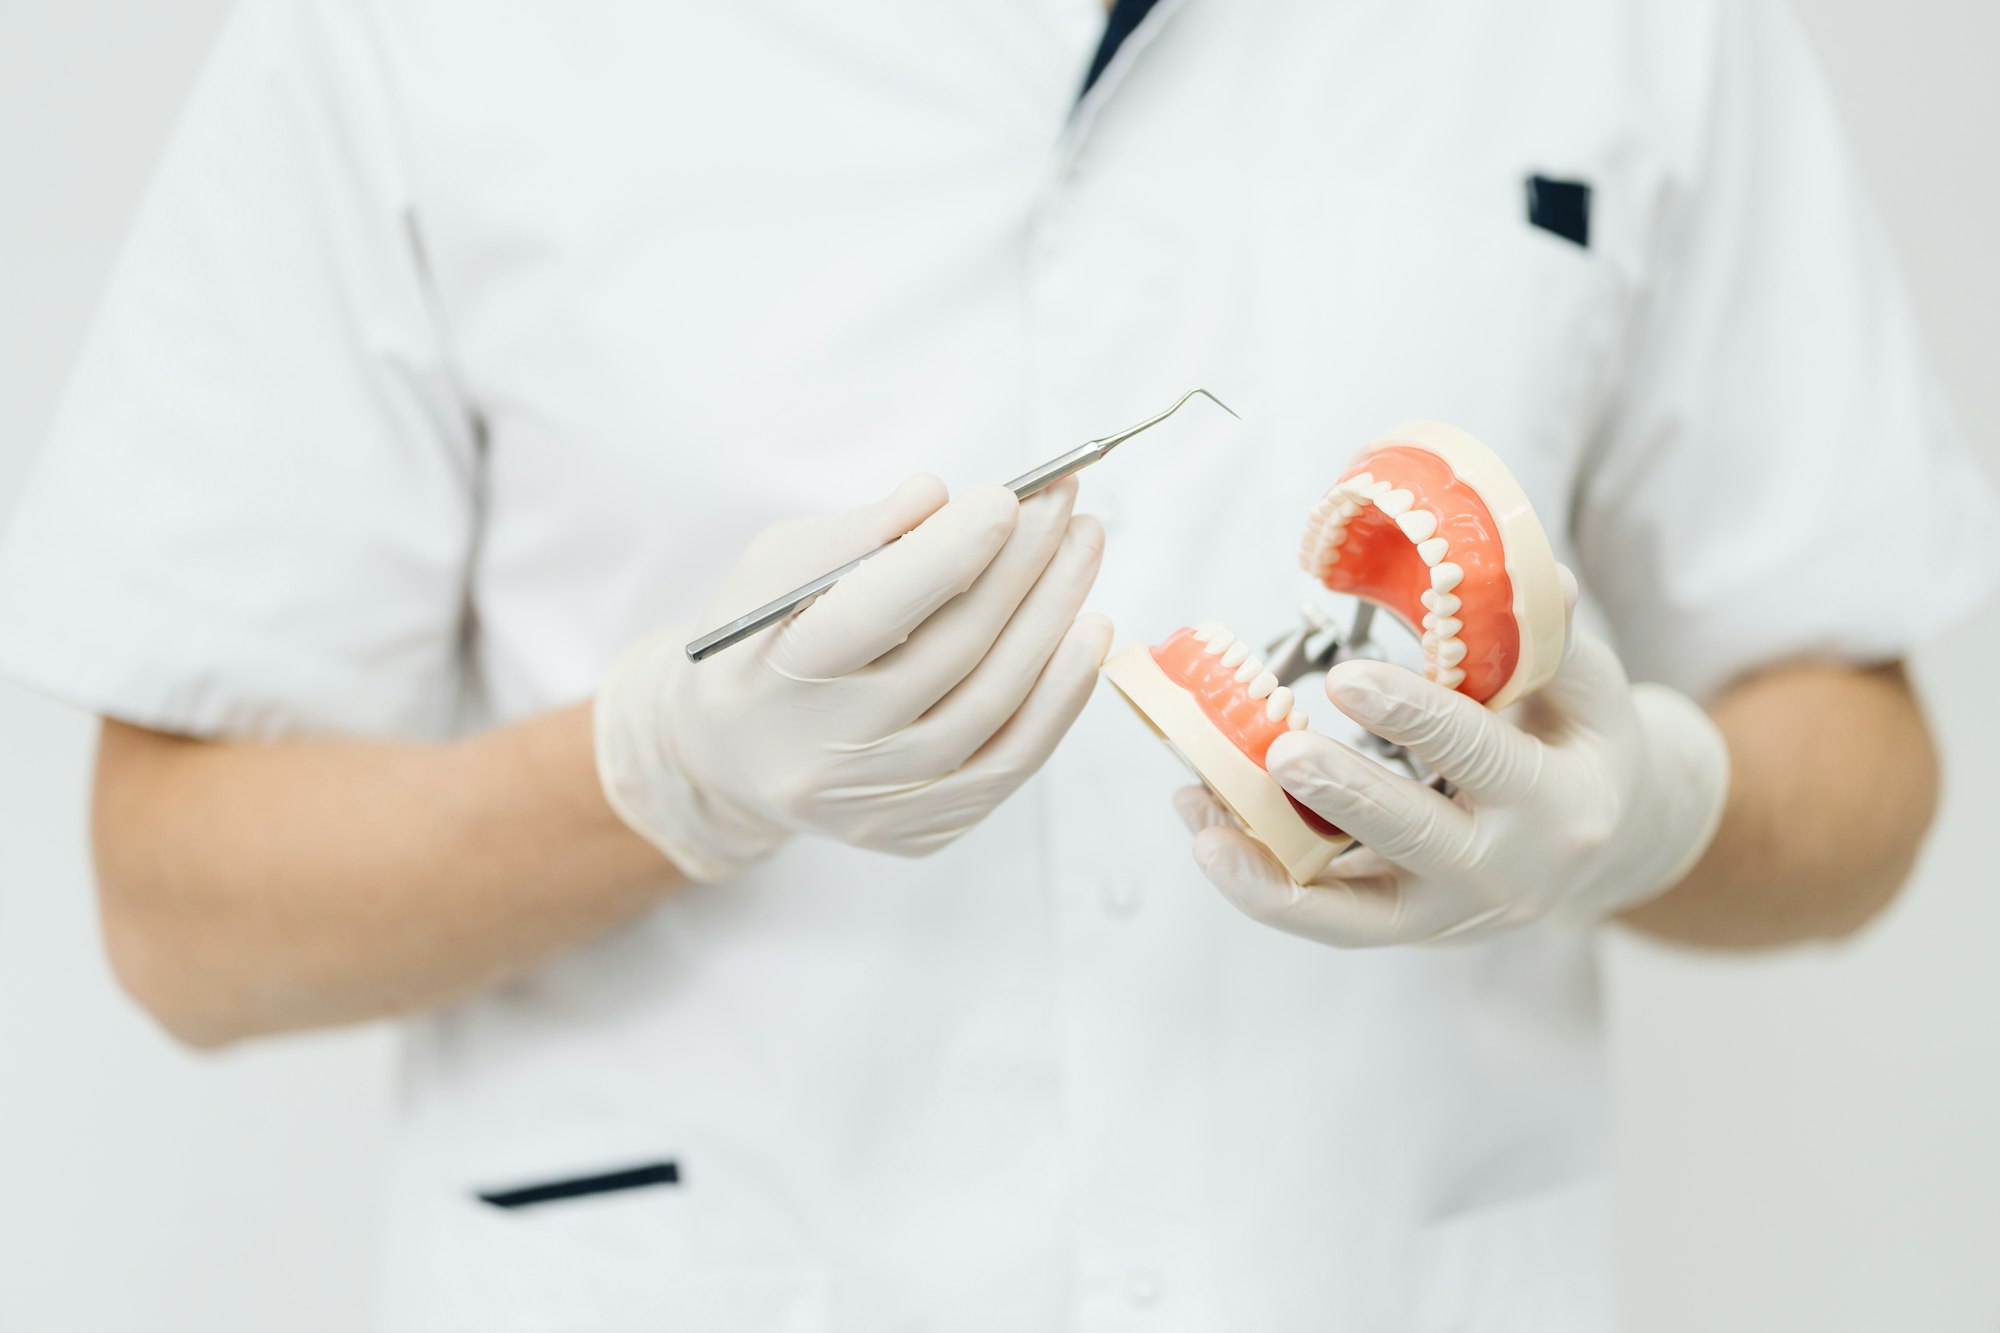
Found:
1177,570 -> 1729,945
597,474 -> 1111,880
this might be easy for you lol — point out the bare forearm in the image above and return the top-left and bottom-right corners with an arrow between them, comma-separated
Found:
1619,663 -> 1937,949
93,704 -> 678,1046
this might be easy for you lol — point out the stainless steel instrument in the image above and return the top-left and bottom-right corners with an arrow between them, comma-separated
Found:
684,388 -> 1237,663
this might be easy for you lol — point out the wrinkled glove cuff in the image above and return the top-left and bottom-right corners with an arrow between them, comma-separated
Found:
593,628 -> 786,882
1621,681 -> 1732,910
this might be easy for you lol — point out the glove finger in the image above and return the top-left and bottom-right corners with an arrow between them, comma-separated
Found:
848,473 -> 955,558
1193,829 -> 1505,948
915,611 -> 1114,821
1191,827 -> 1424,948
891,510 -> 1105,763
729,474 -> 950,609
877,482 -> 1087,719
1263,730 -> 1478,879
1173,784 -> 1233,834
1323,845 -> 1397,880
1530,622 -> 1638,746
1514,565 -> 1634,745
774,485 -> 1018,679
1321,660 -> 1546,805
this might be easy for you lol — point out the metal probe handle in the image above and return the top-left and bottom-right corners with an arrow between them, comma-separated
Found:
683,390 -> 1234,663
680,455 -> 1087,664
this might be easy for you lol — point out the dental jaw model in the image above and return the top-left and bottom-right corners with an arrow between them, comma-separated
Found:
1103,421 -> 1566,883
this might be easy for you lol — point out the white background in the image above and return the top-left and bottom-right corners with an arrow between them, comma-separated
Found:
1,2 -> 1994,1328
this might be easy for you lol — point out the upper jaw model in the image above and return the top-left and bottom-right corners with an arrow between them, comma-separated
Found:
1103,420 -> 1566,884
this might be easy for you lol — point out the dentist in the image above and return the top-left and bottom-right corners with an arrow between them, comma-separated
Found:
0,0 -> 1993,1329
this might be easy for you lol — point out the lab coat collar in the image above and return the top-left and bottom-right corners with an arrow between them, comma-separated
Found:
1061,0 -> 1193,155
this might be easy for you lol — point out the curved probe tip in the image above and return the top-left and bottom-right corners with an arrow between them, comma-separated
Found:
1187,387 -> 1241,420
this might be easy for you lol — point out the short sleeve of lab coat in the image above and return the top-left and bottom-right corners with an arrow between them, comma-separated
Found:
1576,0 -> 2000,702
0,0 -> 474,739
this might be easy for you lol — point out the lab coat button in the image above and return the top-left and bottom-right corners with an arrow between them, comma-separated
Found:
1099,874 -> 1142,918
1124,1267 -> 1164,1308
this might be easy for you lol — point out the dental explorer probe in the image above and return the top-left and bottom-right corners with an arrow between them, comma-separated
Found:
684,389 -> 1239,663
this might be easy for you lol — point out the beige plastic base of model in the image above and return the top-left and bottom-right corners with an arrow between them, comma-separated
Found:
1103,642 -> 1351,884
1373,420 -> 1567,712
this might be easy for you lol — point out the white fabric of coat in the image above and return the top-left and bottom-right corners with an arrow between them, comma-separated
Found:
1,0 -> 1995,1329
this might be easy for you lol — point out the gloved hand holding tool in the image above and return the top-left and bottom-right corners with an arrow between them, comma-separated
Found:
1178,569 -> 1731,944
596,474 -> 1110,879
599,389 -> 1235,880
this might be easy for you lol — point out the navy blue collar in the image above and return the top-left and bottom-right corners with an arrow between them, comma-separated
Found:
1079,0 -> 1163,98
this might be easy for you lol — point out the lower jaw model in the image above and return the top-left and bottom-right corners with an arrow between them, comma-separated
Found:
1103,420 -> 1566,884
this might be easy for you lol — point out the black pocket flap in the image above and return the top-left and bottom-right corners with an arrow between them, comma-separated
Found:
476,1161 -> 680,1209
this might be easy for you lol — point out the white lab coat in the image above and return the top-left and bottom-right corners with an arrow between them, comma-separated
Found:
1,0 -> 1994,1329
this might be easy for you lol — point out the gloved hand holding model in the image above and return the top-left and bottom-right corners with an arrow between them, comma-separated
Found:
596,474 -> 1111,879
1099,420 -> 1732,945
1177,565 -> 1730,945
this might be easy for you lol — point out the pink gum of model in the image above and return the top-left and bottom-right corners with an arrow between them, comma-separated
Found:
1104,421 -> 1566,884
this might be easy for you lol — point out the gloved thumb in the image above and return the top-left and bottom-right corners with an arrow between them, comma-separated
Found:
842,473 -> 952,555
779,484 -> 1015,679
1532,563 -> 1638,739
719,474 -> 952,618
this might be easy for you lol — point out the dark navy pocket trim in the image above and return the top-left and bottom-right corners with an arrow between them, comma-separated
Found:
476,1161 -> 680,1209
1526,175 -> 1592,249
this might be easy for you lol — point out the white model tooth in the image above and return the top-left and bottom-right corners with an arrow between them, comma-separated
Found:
1204,630 -> 1234,654
1265,686 -> 1294,722
1321,523 -> 1348,548
1334,498 -> 1363,520
1423,615 -> 1463,639
1222,641 -> 1251,668
1437,638 -> 1468,669
1420,589 -> 1463,616
1375,488 -> 1415,517
1363,479 -> 1392,499
1288,708 -> 1308,730
1431,562 -> 1464,594
1338,472 -> 1374,498
1248,670 -> 1278,699
1434,666 -> 1466,689
1234,656 -> 1262,683
1396,509 -> 1438,543
1194,620 -> 1224,641
1416,536 -> 1449,566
